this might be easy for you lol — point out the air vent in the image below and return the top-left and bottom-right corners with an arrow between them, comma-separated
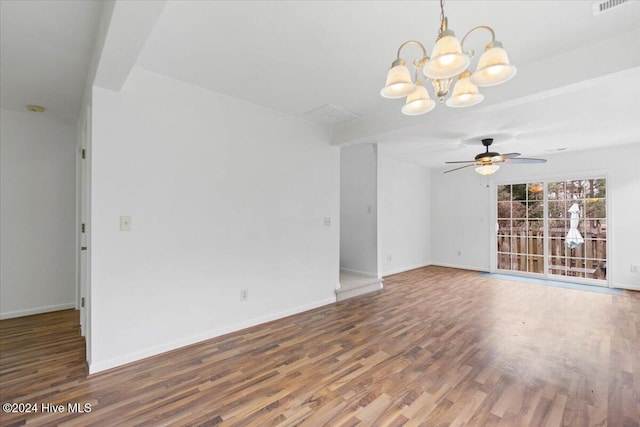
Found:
592,0 -> 629,15
303,104 -> 360,127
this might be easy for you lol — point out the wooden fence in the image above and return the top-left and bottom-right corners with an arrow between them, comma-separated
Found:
497,226 -> 607,279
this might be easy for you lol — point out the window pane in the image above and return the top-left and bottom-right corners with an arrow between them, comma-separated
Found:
527,201 -> 543,218
527,183 -> 544,200
497,235 -> 511,253
497,201 -> 511,218
566,180 -> 584,200
512,202 -> 526,218
528,256 -> 544,273
548,201 -> 567,219
527,220 -> 543,236
592,178 -> 606,198
548,256 -> 567,275
512,184 -> 527,201
497,252 -> 511,270
548,237 -> 565,257
526,237 -> 544,256
585,199 -> 605,218
497,185 -> 511,201
548,220 -> 566,234
498,220 -> 511,236
547,182 -> 565,200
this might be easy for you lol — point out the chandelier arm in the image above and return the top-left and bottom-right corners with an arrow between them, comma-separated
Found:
460,25 -> 496,52
396,40 -> 429,67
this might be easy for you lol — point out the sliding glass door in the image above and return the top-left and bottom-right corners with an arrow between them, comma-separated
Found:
547,179 -> 607,281
497,183 -> 544,274
496,178 -> 607,285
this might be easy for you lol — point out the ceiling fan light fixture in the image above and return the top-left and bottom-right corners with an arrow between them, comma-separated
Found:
445,138 -> 546,175
446,71 -> 484,107
470,41 -> 517,87
475,164 -> 500,176
380,59 -> 416,99
401,82 -> 436,115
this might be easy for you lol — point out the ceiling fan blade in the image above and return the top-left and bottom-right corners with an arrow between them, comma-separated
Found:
444,164 -> 477,174
506,157 -> 547,164
444,160 -> 478,164
498,152 -> 521,159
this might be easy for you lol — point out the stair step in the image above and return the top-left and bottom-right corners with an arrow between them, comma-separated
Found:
336,271 -> 383,301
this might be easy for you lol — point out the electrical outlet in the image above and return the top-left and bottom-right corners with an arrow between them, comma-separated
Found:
323,217 -> 331,227
457,250 -> 462,256
387,255 -> 392,261
240,289 -> 248,301
631,265 -> 639,273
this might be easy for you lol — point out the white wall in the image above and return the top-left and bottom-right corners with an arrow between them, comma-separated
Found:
431,142 -> 640,289
378,150 -> 431,276
430,167 -> 493,271
0,109 -> 77,318
340,143 -> 378,276
89,67 -> 339,372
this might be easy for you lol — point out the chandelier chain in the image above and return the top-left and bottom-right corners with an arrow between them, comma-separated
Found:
440,0 -> 445,25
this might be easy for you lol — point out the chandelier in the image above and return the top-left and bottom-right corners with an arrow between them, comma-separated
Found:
380,0 -> 517,115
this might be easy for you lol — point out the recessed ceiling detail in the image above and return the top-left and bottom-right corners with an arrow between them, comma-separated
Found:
302,104 -> 360,127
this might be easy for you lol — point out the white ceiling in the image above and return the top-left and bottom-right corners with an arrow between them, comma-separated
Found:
2,0 -> 639,167
0,0 -> 102,122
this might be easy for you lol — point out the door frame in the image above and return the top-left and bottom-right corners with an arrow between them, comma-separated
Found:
76,105 -> 92,364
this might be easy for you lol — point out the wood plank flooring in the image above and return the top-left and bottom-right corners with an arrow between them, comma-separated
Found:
1,266 -> 639,426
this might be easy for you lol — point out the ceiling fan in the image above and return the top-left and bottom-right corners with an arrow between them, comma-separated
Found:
444,138 -> 546,175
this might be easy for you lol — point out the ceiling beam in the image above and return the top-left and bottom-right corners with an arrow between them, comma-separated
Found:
93,0 -> 167,92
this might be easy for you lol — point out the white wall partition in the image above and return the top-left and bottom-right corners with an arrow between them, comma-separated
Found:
430,168 -> 493,271
378,151 -> 431,276
0,109 -> 77,318
89,68 -> 339,373
340,143 -> 378,276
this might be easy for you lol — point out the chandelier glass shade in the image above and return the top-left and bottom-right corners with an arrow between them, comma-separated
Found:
381,0 -> 516,115
380,59 -> 416,98
470,42 -> 517,87
423,30 -> 469,79
446,71 -> 484,108
402,82 -> 436,115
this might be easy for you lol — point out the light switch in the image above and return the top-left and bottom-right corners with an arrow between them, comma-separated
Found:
120,216 -> 132,231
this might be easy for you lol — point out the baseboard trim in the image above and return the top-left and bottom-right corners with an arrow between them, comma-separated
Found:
382,262 -> 432,277
614,282 -> 640,291
0,303 -> 75,319
88,297 -> 336,375
429,262 -> 489,273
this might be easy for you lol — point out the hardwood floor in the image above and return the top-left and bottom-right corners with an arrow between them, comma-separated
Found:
1,266 -> 638,426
